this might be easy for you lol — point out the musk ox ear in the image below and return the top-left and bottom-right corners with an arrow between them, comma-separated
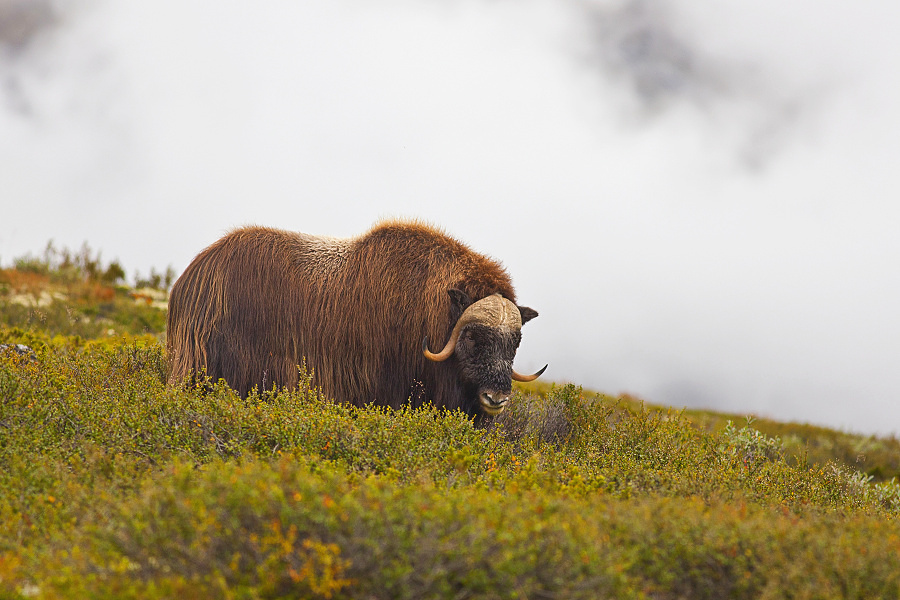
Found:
447,288 -> 473,322
518,305 -> 539,325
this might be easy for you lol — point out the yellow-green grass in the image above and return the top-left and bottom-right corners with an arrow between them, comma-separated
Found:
517,380 -> 900,483
3,246 -> 900,598
2,334 -> 900,599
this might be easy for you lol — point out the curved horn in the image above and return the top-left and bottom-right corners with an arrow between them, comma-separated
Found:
422,317 -> 468,362
512,364 -> 548,382
423,294 -> 515,363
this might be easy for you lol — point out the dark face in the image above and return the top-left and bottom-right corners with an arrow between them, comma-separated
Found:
454,323 -> 522,415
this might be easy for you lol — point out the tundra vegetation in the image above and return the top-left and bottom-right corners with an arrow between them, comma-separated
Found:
2,246 -> 900,599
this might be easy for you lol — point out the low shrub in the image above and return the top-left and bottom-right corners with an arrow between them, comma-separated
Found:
2,333 -> 900,599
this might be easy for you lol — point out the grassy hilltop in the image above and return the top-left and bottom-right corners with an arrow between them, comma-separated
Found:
2,246 -> 900,599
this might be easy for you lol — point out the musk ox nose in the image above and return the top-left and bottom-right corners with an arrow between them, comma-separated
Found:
479,391 -> 511,415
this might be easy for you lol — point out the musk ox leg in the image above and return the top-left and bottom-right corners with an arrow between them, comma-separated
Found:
204,330 -> 299,397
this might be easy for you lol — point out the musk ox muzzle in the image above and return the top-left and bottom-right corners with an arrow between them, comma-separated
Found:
422,293 -> 547,415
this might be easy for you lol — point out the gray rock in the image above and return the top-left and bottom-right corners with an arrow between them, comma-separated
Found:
0,343 -> 36,361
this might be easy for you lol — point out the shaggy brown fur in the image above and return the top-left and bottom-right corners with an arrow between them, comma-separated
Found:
166,220 -> 526,413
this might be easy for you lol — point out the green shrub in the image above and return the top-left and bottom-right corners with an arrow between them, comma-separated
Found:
3,333 -> 900,599
10,240 -> 125,286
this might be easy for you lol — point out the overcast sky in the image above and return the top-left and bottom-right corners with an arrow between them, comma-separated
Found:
2,0 -> 899,434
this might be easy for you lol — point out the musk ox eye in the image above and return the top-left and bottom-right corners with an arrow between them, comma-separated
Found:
459,331 -> 476,352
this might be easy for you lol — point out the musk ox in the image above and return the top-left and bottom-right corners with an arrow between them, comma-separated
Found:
166,220 -> 546,416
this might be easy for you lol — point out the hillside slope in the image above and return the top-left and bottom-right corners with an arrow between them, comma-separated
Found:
2,337 -> 900,598
2,251 -> 900,598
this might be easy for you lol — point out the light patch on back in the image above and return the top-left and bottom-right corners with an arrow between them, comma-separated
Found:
291,233 -> 353,277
